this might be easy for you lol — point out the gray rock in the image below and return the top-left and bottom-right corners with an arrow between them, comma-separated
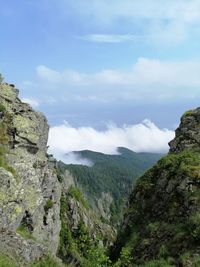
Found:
0,83 -> 61,263
169,108 -> 200,153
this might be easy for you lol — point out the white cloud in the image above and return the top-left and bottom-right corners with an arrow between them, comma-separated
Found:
21,58 -> 200,109
37,58 -> 200,91
21,98 -> 39,108
63,0 -> 200,45
60,152 -> 93,166
48,120 -> 175,164
36,65 -> 88,86
79,34 -> 142,43
65,0 -> 200,23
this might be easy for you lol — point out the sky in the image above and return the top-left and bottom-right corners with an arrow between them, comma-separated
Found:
1,0 -> 200,161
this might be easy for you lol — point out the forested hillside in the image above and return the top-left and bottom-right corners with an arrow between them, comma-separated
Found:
58,148 -> 162,225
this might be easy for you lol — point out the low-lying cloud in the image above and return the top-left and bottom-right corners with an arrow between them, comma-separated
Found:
62,152 -> 94,166
48,120 -> 175,164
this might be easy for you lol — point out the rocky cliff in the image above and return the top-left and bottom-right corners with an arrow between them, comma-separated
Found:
0,83 -> 61,262
112,108 -> 200,266
0,81 -> 114,266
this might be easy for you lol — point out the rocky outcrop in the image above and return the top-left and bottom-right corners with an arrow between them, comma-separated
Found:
169,108 -> 200,153
0,82 -> 116,266
112,107 -> 200,266
0,229 -> 46,263
0,83 -> 61,263
97,192 -> 113,221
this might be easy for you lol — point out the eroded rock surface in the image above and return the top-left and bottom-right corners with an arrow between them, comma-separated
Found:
0,83 -> 61,262
169,108 -> 200,153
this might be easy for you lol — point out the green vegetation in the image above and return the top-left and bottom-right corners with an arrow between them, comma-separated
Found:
112,150 -> 200,266
16,223 -> 34,240
141,258 -> 175,267
59,148 -> 162,224
44,199 -> 54,212
82,246 -> 111,267
0,103 -> 6,113
31,255 -> 66,267
156,150 -> 200,178
183,109 -> 193,117
58,194 -> 81,264
113,247 -> 133,267
68,186 -> 89,210
180,252 -> 200,266
58,194 -> 111,266
0,254 -> 17,267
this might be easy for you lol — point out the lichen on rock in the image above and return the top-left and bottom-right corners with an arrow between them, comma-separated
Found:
0,80 -> 114,266
0,82 -> 61,263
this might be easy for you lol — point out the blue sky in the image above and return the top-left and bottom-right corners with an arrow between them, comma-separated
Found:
1,0 -> 200,157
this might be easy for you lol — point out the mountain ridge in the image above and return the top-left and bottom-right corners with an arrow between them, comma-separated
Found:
58,148 -> 162,224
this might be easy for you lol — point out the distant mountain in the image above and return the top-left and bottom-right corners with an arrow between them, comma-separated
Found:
58,148 -> 163,225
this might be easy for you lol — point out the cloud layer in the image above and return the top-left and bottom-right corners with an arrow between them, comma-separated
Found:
48,120 -> 175,164
35,58 -> 200,100
62,152 -> 94,166
64,0 -> 200,45
65,0 -> 200,25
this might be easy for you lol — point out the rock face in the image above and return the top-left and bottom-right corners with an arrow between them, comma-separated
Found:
112,108 -> 200,266
97,192 -> 113,221
169,108 -> 200,153
0,82 -> 115,266
0,83 -> 61,262
61,170 -> 114,238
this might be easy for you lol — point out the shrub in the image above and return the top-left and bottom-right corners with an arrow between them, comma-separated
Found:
16,223 -> 34,240
82,246 -> 111,267
119,247 -> 133,267
44,199 -> 54,212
